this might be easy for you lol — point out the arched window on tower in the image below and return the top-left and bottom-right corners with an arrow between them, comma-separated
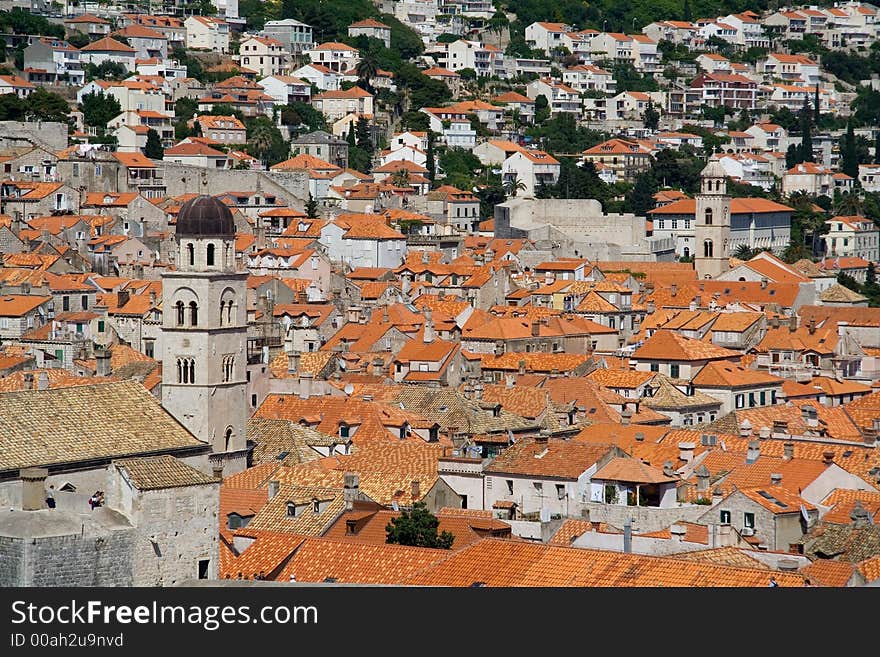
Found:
704,240 -> 714,258
186,242 -> 194,266
226,299 -> 233,325
189,301 -> 198,326
176,301 -> 185,326
683,246 -> 690,259
189,359 -> 195,384
207,243 -> 215,267
225,427 -> 233,451
219,301 -> 225,326
705,207 -> 713,225
177,358 -> 183,383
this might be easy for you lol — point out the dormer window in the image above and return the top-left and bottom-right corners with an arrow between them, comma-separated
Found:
286,502 -> 296,517
312,498 -> 320,513
339,424 -> 350,439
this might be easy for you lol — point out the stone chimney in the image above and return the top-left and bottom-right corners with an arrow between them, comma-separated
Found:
372,358 -> 384,377
760,277 -> 768,289
620,407 -> 632,426
473,383 -> 483,400
96,348 -> 111,377
287,351 -> 300,375
850,500 -> 873,528
646,300 -> 656,314
518,359 -> 526,375
494,340 -> 504,356
695,465 -> 710,492
117,289 -> 130,309
20,468 -> 48,511
37,371 -> 49,391
669,524 -> 686,541
746,440 -> 760,463
544,272 -> 554,286
770,473 -> 782,485
23,372 -> 34,390
689,299 -> 697,312
662,460 -> 675,477
739,419 -> 752,438
783,441 -> 794,461
299,372 -> 313,400
634,432 -> 645,442
808,317 -> 816,335
268,480 -> 280,498
670,283 -> 678,297
531,320 -> 540,337
863,427 -> 878,446
212,465 -> 224,480
411,479 -> 420,502
788,314 -> 797,332
772,420 -> 788,437
423,307 -> 434,343
822,450 -> 835,466
678,442 -> 695,463
535,430 -> 550,444
801,404 -> 818,428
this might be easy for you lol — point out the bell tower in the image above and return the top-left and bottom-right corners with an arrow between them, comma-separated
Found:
694,160 -> 731,280
161,195 -> 248,475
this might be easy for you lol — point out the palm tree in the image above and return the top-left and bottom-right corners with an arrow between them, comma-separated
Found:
503,175 -> 526,198
249,122 -> 275,168
733,244 -> 757,260
834,190 -> 863,217
391,169 -> 411,188
356,54 -> 379,93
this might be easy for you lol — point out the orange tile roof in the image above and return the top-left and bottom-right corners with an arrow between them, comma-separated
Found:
81,36 -> 135,52
592,457 -> 677,484
634,330 -> 740,361
692,361 -> 783,388
485,437 -> 616,479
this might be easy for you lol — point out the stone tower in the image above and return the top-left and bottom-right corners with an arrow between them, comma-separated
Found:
694,160 -> 731,280
161,195 -> 248,475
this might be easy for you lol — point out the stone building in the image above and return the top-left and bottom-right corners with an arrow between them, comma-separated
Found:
695,161 -> 731,280
161,196 -> 249,476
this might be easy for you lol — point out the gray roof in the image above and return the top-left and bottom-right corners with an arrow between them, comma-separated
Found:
291,130 -> 346,145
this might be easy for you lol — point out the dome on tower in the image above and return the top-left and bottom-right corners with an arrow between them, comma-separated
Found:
700,160 -> 727,179
175,195 -> 235,238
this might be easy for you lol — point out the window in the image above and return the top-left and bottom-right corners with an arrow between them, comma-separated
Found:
207,243 -> 215,266
743,512 -> 755,529
177,358 -> 195,384
189,301 -> 198,326
72,163 -> 79,176
759,391 -> 766,405
506,479 -> 513,495
650,363 -> 659,372
251,394 -> 257,407
703,239 -> 713,258
735,394 -> 745,409
176,301 -> 185,326
748,392 -> 756,407
312,498 -> 320,513
556,484 -> 565,500
705,208 -> 713,224
97,320 -> 105,332
339,424 -> 350,438
145,341 -> 154,358
720,509 -> 731,524
197,559 -> 210,579
187,242 -> 194,266
81,295 -> 88,309
62,296 -> 70,311
286,502 -> 296,517
533,482 -> 543,494
669,364 -> 680,378
222,355 -> 234,382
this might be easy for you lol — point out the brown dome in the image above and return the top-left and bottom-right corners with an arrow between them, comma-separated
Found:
175,195 -> 235,238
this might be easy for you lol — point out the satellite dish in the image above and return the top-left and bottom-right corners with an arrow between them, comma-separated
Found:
343,383 -> 354,395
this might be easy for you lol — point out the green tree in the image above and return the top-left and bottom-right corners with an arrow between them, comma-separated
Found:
813,84 -> 820,124
385,501 -> 454,549
305,193 -> 319,219
534,94 -> 550,123
244,116 -> 287,167
355,117 -> 372,152
84,60 -> 127,82
80,92 -> 121,131
426,130 -> 436,183
863,262 -> 880,306
643,100 -> 660,131
733,243 -> 757,260
799,95 -> 814,163
841,122 -> 859,179
874,131 -> 880,165
785,143 -> 800,169
144,128 -> 164,159
503,175 -> 527,197
356,52 -> 379,92
682,0 -> 692,21
627,170 -> 657,215
0,92 -> 25,121
837,271 -> 862,293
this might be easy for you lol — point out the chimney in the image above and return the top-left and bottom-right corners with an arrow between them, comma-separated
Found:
850,500 -> 873,528
770,316 -> 779,329
423,307 -> 434,343
411,479 -> 420,502
23,372 -> 34,390
695,465 -> 710,492
96,348 -> 111,377
662,460 -> 675,477
473,383 -> 483,400
822,450 -> 835,466
37,371 -> 49,391
801,404 -> 818,428
535,430 -> 550,444
620,407 -> 632,426
863,427 -> 878,446
746,440 -> 760,463
344,473 -> 359,510
288,351 -> 300,374
678,442 -> 695,463
494,340 -> 504,356
669,524 -> 686,542
694,295 -> 702,309
739,419 -> 752,438
770,473 -> 782,485
117,289 -> 130,309
772,420 -> 788,437
689,299 -> 697,312
623,518 -> 632,553
421,251 -> 429,264
759,425 -> 772,439
518,358 -> 526,375
808,317 -> 816,335
299,372 -> 313,400
531,320 -> 540,337
372,358 -> 384,377
670,283 -> 678,297
634,432 -> 645,442
20,468 -> 48,511
760,277 -> 768,289
544,272 -> 554,286
21,281 -> 30,295
783,441 -> 794,461
788,315 -> 797,332
646,300 -> 656,314
268,480 -> 280,499
212,465 -> 224,480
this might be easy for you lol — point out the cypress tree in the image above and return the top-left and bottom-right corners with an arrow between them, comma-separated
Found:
426,131 -> 436,184
799,95 -> 814,163
874,130 -> 880,164
813,84 -> 820,123
842,122 -> 859,179
683,0 -> 692,22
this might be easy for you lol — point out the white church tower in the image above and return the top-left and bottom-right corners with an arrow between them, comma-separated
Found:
694,160 -> 731,280
161,195 -> 248,475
